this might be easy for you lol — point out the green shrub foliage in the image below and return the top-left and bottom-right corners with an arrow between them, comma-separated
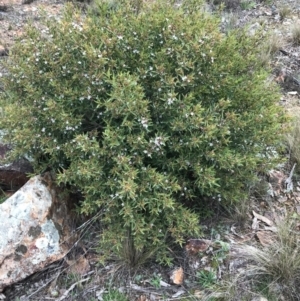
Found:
0,0 -> 286,264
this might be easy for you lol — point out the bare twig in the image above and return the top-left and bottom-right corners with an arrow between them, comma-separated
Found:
130,283 -> 163,295
285,163 -> 297,192
56,277 -> 90,301
26,272 -> 61,299
279,48 -> 290,56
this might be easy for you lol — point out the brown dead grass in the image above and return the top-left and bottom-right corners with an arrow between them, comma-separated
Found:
291,22 -> 300,45
237,217 -> 300,301
286,113 -> 300,170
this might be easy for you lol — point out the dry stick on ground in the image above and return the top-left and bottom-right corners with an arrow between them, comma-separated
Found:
26,272 -> 62,300
279,48 -> 289,56
279,48 -> 300,66
57,277 -> 91,301
285,163 -> 296,192
130,284 -> 167,296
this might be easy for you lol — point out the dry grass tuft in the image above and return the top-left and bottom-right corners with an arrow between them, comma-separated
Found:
286,115 -> 300,168
211,0 -> 241,10
111,229 -> 160,269
228,197 -> 251,229
238,218 -> 300,300
291,23 -> 300,46
204,218 -> 300,300
278,5 -> 291,21
264,33 -> 285,55
257,32 -> 285,66
222,12 -> 239,33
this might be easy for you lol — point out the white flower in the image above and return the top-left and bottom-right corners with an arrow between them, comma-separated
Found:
167,98 -> 174,105
154,136 -> 163,148
140,118 -> 148,129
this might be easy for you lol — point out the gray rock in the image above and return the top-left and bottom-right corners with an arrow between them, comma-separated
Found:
0,172 -> 74,292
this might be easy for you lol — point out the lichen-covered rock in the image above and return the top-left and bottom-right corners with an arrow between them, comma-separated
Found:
0,172 -> 73,292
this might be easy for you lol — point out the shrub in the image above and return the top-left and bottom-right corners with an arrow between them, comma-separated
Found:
0,0 -> 286,265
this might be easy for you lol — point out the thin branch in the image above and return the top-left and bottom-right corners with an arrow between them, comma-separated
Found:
56,277 -> 90,301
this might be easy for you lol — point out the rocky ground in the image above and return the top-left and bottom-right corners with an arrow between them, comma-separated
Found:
1,0 -> 300,300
